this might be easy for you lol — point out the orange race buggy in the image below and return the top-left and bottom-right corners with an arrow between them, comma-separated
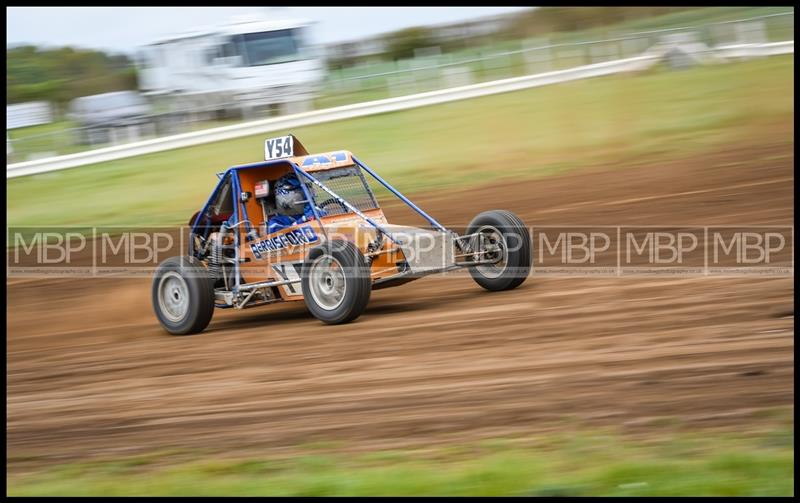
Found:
152,135 -> 531,334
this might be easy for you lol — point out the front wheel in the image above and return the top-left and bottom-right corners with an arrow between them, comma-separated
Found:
152,256 -> 215,335
302,240 -> 371,324
466,210 -> 532,291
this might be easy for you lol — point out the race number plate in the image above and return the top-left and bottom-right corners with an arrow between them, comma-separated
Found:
271,263 -> 303,296
264,135 -> 294,160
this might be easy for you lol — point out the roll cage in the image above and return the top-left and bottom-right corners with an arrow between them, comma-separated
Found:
189,153 -> 448,296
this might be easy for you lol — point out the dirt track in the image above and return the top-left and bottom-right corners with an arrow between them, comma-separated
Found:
7,139 -> 794,469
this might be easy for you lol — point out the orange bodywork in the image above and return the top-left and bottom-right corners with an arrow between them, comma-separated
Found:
230,150 -> 407,301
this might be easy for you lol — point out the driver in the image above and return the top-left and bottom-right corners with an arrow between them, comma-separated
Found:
268,173 -> 326,233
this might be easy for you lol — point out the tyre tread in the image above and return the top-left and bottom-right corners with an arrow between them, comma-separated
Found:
152,255 -> 215,335
466,210 -> 532,291
302,240 -> 371,324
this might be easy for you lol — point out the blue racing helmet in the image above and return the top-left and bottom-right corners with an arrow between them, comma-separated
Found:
274,174 -> 306,216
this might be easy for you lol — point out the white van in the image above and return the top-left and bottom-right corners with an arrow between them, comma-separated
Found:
136,16 -> 325,118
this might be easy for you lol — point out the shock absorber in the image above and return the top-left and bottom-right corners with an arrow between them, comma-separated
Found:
208,239 -> 223,281
207,223 -> 229,281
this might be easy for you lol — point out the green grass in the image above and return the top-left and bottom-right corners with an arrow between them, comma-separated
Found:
6,117 -> 248,163
6,55 -> 794,228
7,427 -> 794,496
6,120 -> 85,162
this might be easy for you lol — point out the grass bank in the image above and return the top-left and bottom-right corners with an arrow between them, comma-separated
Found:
7,425 -> 794,496
7,55 -> 793,228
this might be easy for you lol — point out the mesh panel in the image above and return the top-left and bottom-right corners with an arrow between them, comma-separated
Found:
303,166 -> 379,216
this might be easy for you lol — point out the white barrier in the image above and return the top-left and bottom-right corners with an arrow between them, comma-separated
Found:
6,41 -> 793,179
713,40 -> 794,58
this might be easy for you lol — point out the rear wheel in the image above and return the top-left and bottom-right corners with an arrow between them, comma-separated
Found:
466,210 -> 531,291
152,256 -> 215,335
302,240 -> 371,324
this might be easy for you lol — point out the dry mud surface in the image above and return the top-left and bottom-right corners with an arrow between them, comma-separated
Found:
7,141 -> 794,468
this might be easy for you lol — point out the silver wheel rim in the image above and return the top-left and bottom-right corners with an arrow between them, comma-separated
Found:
308,255 -> 347,311
474,225 -> 508,279
158,271 -> 190,322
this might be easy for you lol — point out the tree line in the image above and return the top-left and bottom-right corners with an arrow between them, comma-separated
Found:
6,45 -> 137,108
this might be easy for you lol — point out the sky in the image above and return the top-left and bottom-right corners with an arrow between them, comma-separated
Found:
6,7 -> 533,54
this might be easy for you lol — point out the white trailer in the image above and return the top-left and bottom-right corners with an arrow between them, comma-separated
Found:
136,16 -> 325,119
6,101 -> 53,130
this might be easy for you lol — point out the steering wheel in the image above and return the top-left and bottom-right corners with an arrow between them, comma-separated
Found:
318,198 -> 349,214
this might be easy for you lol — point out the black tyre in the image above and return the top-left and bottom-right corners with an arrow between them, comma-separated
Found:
466,210 -> 532,291
152,255 -> 215,335
301,240 -> 371,325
